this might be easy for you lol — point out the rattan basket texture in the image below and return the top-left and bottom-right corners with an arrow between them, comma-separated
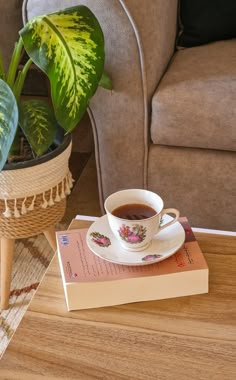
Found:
0,141 -> 73,239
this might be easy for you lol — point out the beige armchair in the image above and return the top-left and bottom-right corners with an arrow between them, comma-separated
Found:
23,0 -> 236,230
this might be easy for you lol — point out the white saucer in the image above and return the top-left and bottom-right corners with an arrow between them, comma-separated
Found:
86,214 -> 185,266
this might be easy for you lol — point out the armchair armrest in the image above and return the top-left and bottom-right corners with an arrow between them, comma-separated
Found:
123,0 -> 178,100
23,0 -> 178,210
89,0 -> 178,208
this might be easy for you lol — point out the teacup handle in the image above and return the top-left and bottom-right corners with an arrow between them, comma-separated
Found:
159,208 -> 180,231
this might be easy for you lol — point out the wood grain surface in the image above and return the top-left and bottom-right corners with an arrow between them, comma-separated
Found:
1,221 -> 236,380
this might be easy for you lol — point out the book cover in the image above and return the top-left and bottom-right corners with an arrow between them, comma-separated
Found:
56,217 -> 209,311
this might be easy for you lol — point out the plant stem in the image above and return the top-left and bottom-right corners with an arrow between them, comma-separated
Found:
6,37 -> 24,89
14,58 -> 33,103
8,127 -> 21,157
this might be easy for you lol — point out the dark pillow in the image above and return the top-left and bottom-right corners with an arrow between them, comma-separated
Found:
177,0 -> 236,47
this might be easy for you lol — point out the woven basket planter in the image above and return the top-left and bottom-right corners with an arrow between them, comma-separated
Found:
0,135 -> 73,239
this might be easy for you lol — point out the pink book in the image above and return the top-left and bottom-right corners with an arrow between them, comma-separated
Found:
56,217 -> 208,311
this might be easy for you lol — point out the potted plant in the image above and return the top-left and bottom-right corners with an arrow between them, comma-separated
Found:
0,5 -> 111,308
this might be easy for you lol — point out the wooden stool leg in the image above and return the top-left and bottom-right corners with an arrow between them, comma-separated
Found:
1,238 -> 15,310
44,226 -> 57,251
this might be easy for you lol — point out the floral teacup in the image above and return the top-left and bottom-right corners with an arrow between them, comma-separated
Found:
104,189 -> 180,251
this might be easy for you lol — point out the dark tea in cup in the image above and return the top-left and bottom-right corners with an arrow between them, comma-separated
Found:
112,203 -> 156,220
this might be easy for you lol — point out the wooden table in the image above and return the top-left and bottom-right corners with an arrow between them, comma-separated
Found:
1,220 -> 236,380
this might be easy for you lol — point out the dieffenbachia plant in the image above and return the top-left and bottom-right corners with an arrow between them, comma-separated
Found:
0,5 -> 111,170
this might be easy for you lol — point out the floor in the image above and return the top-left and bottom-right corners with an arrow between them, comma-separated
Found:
60,110 -> 102,225
61,153 -> 102,226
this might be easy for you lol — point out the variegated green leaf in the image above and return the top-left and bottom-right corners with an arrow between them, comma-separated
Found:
19,100 -> 57,157
0,79 -> 18,170
20,6 -> 105,133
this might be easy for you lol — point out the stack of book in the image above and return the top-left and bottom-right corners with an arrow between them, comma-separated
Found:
56,216 -> 209,311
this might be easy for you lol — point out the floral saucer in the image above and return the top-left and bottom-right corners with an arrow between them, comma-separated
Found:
86,214 -> 185,266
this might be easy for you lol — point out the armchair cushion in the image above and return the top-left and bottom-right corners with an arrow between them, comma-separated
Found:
151,39 -> 236,152
178,0 -> 236,48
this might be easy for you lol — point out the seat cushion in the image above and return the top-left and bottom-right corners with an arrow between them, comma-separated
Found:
151,40 -> 236,151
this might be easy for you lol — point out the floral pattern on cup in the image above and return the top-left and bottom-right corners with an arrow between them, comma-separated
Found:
90,232 -> 111,247
118,224 -> 147,244
159,216 -> 164,227
142,254 -> 162,262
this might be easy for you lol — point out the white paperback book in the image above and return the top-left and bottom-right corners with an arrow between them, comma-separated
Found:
56,216 -> 208,311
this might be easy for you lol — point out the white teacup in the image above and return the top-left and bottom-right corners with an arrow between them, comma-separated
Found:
104,189 -> 180,251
